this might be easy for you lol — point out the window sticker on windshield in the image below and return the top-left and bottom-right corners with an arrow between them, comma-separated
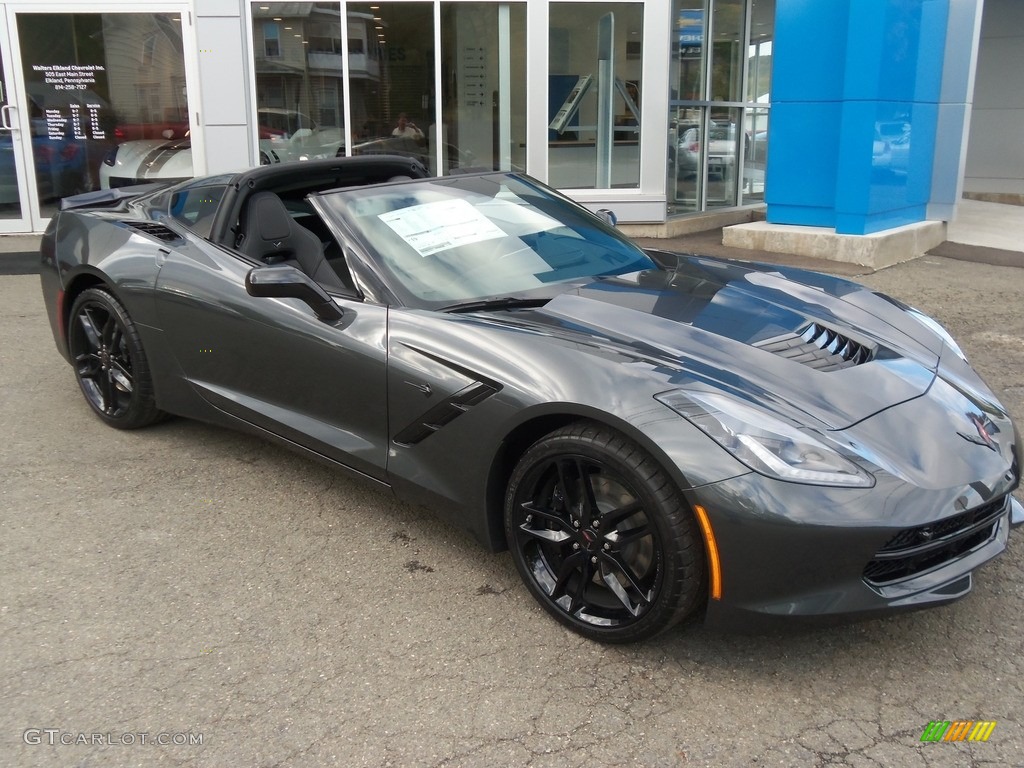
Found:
379,199 -> 506,257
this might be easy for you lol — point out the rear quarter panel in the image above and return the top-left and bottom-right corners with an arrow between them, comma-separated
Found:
41,209 -> 167,365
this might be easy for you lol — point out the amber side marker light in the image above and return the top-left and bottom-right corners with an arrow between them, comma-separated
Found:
693,505 -> 722,600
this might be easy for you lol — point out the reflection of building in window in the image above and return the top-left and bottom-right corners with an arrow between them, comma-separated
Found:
264,23 -> 281,57
136,83 -> 161,123
141,34 -> 156,67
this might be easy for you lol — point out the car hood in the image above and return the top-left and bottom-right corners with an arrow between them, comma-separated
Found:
110,139 -> 194,180
491,256 -> 942,431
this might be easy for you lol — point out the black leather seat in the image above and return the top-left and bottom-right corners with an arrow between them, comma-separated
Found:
238,191 -> 349,292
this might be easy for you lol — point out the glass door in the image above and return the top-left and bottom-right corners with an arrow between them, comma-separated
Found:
3,5 -> 194,233
0,6 -> 32,232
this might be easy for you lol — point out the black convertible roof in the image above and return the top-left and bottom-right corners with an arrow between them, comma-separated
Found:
210,154 -> 430,247
228,155 -> 429,195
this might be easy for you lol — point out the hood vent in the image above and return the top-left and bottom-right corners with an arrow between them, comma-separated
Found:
121,220 -> 183,243
754,322 -> 874,372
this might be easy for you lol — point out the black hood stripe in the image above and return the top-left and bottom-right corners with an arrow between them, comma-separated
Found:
140,139 -> 191,177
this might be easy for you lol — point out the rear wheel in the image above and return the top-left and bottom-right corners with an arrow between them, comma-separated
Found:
504,421 -> 705,643
67,287 -> 164,429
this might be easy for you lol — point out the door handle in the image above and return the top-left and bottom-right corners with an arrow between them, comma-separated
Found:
0,104 -> 17,131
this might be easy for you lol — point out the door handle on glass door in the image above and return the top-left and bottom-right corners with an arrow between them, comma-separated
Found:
0,104 -> 17,131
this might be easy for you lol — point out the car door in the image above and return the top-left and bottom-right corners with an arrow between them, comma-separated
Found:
153,222 -> 389,481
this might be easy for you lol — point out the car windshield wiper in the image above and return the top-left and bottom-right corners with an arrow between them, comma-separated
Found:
438,296 -> 553,313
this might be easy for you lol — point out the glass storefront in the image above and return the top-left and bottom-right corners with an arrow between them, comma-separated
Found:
0,0 -> 774,233
668,0 -> 773,215
251,2 -> 525,176
440,2 -> 526,174
547,2 -> 643,189
16,12 -> 188,208
0,42 -> 24,224
251,3 -> 348,165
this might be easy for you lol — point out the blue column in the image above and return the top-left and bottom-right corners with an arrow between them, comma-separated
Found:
766,0 -> 951,235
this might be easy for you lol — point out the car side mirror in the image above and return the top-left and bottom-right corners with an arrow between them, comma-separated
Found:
595,208 -> 617,227
245,265 -> 343,324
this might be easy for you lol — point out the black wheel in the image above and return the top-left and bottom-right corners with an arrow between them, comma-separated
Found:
505,422 -> 705,643
67,287 -> 164,429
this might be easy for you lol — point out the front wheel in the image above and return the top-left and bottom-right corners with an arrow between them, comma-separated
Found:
504,422 -> 706,643
67,287 -> 164,429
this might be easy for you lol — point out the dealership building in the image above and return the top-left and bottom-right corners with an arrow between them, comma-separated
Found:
1,0 -> 1021,264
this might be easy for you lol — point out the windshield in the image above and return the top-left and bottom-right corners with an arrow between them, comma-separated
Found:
318,173 -> 655,308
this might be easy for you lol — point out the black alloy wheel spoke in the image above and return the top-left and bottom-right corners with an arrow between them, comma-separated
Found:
553,459 -> 575,513
575,459 -> 599,527
597,499 -> 644,531
520,501 -> 572,532
78,308 -> 103,350
567,558 -> 593,615
601,551 -> 651,602
518,524 -> 571,544
601,568 -> 644,616
108,361 -> 133,393
98,367 -> 116,414
518,501 -> 573,544
607,521 -> 653,548
550,550 -> 587,601
75,352 -> 102,379
108,323 -> 123,355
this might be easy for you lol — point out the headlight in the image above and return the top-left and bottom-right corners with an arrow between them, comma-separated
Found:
656,390 -> 875,488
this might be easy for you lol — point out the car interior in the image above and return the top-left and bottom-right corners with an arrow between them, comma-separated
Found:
213,156 -> 429,296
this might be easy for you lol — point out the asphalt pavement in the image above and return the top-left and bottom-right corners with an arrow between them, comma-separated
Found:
2,251 -> 1023,767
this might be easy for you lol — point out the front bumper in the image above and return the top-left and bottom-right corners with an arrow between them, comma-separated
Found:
685,471 -> 1020,631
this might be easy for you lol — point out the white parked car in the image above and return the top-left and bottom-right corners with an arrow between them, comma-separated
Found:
99,110 -> 344,189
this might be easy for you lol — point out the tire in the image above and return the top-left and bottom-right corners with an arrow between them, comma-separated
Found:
67,287 -> 164,429
504,421 -> 705,643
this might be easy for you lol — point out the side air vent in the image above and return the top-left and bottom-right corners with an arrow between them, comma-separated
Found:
754,322 -> 874,372
120,220 -> 183,243
393,382 -> 499,447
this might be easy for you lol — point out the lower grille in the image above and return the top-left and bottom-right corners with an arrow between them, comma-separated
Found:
863,497 -> 1007,585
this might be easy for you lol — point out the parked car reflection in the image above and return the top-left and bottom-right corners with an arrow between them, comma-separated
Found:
671,121 -> 743,179
0,116 -> 90,207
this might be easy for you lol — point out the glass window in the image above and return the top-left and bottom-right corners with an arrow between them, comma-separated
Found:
17,13 -> 189,211
742,108 -> 768,203
1,49 -> 25,222
439,3 -> 527,174
710,0 -> 743,102
322,173 -> 655,307
251,3 -> 347,167
706,106 -> 741,208
669,105 -> 705,212
672,1 -> 705,102
667,0 -> 774,215
347,3 -> 435,171
264,23 -> 281,58
168,184 -> 227,238
548,3 -> 644,189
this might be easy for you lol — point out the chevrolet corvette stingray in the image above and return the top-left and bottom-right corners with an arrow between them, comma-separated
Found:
39,157 -> 1022,642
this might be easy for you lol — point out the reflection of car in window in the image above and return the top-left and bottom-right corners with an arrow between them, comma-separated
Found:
671,121 -> 740,179
0,116 -> 91,205
99,109 -> 347,189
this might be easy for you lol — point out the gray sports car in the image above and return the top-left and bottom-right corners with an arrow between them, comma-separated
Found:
40,157 -> 1022,642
